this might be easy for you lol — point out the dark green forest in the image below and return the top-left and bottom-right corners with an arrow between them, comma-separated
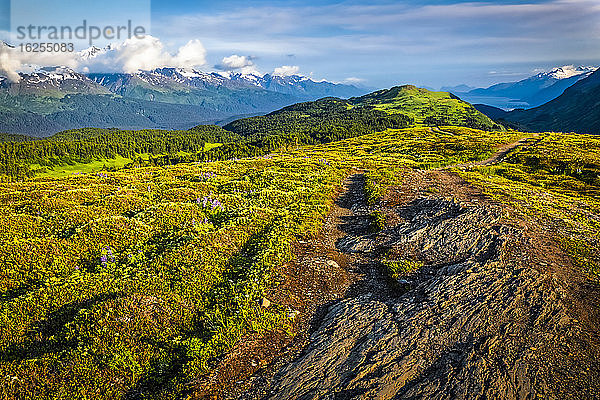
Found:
0,98 -> 416,179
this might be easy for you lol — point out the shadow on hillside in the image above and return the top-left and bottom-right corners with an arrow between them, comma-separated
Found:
0,292 -> 121,362
0,279 -> 42,303
124,338 -> 189,400
125,226 -> 277,399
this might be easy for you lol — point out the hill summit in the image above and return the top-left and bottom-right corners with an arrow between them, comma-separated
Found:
349,85 -> 502,130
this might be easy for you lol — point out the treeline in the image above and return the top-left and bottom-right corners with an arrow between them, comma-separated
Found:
422,113 -> 502,131
0,126 -> 239,179
202,98 -> 413,160
224,98 -> 413,142
0,98 -> 416,179
0,132 -> 40,142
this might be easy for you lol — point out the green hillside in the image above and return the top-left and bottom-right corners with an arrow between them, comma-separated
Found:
351,85 -> 503,130
0,126 -> 238,179
211,86 -> 503,161
0,126 -> 523,399
2,123 -> 598,398
223,97 -> 413,140
1,85 -> 599,397
0,94 -> 231,137
0,85 -> 508,180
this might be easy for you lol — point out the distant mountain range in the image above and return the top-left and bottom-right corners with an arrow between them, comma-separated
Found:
454,66 -> 597,110
440,84 -> 475,93
0,65 -> 366,136
475,68 -> 600,134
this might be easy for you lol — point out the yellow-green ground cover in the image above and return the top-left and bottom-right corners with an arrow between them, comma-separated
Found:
0,127 -> 527,398
457,132 -> 600,278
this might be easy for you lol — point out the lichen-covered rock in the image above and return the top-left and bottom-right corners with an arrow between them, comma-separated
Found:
265,198 -> 600,400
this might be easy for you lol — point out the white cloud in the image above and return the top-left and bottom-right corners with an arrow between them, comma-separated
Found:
0,42 -> 80,82
0,44 -> 22,82
152,0 -> 600,87
342,77 -> 365,84
220,54 -> 254,69
273,65 -> 300,76
172,40 -> 208,68
85,36 -> 207,73
215,54 -> 260,74
0,36 -> 207,81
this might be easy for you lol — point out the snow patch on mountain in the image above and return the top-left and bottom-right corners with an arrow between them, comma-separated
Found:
78,46 -> 108,61
536,65 -> 597,80
36,66 -> 84,81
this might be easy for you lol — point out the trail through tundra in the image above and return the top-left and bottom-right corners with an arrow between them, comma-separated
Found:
220,139 -> 600,400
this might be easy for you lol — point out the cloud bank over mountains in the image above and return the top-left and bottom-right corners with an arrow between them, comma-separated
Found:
0,36 -> 302,82
82,37 -> 207,74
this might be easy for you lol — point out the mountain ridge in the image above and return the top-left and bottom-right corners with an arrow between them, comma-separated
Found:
0,66 -> 366,136
455,65 -> 597,110
496,68 -> 600,134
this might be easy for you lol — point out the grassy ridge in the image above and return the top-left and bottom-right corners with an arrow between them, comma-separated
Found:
457,132 -> 600,277
351,85 -> 503,130
0,127 -> 518,399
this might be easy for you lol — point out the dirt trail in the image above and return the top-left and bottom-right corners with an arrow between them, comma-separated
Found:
229,166 -> 600,400
441,131 -> 541,169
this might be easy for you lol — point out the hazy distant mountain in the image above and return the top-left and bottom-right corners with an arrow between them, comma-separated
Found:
440,84 -> 475,93
498,68 -> 600,134
248,73 -> 367,99
460,66 -> 597,110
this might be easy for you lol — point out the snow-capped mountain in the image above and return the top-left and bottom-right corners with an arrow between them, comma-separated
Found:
86,67 -> 366,100
2,43 -> 365,101
501,68 -> 600,133
0,64 -> 367,136
459,65 -> 598,109
218,71 -> 367,99
535,65 -> 597,80
77,45 -> 111,60
80,67 -> 367,110
34,66 -> 89,81
4,66 -> 110,96
1,64 -> 364,104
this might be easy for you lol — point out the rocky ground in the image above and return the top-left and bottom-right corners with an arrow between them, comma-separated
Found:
199,164 -> 600,400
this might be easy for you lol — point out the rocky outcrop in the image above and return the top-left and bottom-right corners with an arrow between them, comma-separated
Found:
262,191 -> 600,399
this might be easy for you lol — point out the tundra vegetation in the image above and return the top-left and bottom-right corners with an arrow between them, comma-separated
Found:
0,125 -> 525,398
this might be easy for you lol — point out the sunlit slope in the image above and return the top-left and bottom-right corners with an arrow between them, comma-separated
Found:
350,85 -> 503,130
0,126 -> 520,399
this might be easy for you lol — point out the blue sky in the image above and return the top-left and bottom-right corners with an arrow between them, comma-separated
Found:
2,0 -> 599,88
